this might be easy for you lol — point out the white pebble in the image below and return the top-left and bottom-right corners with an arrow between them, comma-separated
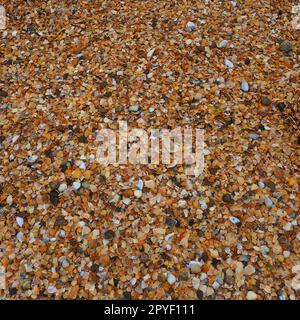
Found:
137,179 -> 144,190
225,58 -> 234,68
129,105 -> 140,112
264,197 -> 273,208
28,155 -> 38,163
218,39 -> 228,48
199,199 -> 207,210
134,190 -> 142,198
192,277 -> 200,289
58,183 -> 68,192
75,160 -> 86,170
166,244 -> 172,251
16,231 -> 24,242
229,216 -> 240,224
258,181 -> 265,188
147,48 -> 156,58
283,222 -> 293,231
123,198 -> 131,205
186,21 -> 196,32
241,80 -> 249,92
48,286 -> 57,294
12,135 -> 20,143
167,273 -> 177,285
16,216 -> 24,227
6,195 -> 13,205
246,291 -> 257,300
73,181 -> 81,190
178,200 -> 187,208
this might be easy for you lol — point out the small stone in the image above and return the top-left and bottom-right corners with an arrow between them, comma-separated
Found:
296,233 -> 300,241
129,105 -> 141,112
272,245 -> 282,255
246,291 -> 257,300
244,265 -> 256,276
73,181 -> 81,190
192,277 -> 200,289
0,89 -> 8,98
218,39 -> 228,48
225,58 -> 234,68
61,258 -> 70,268
241,80 -> 249,92
196,290 -> 204,300
199,199 -> 208,210
276,102 -> 286,112
75,160 -> 86,170
82,181 -> 90,189
90,263 -> 99,272
48,286 -> 57,294
104,230 -> 115,240
137,179 -> 144,190
123,198 -> 131,205
265,180 -> 276,192
283,222 -> 293,231
178,200 -> 187,208
280,40 -> 292,53
261,245 -> 270,255
258,181 -> 265,188
188,261 -> 203,274
261,96 -> 271,106
58,183 -> 68,193
16,216 -> 24,227
16,232 -> 23,242
55,216 -> 68,227
186,21 -> 196,32
145,180 -> 155,189
222,194 -> 233,203
229,216 -> 240,225
264,197 -> 273,208
167,273 -> 176,285
134,190 -> 142,198
49,189 -> 59,206
244,57 -> 251,65
99,255 -> 110,266
28,155 -> 38,163
165,217 -> 177,227
90,184 -> 97,193
249,133 -> 260,140
6,195 -> 13,205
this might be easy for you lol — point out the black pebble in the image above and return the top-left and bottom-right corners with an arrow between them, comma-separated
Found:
104,230 -> 115,240
0,90 -> 8,98
90,263 -> 99,273
276,102 -> 286,112
165,217 -> 177,227
9,287 -> 17,295
123,291 -> 132,300
222,194 -> 233,203
196,290 -> 204,300
244,57 -> 251,65
78,135 -> 88,143
49,189 -> 59,206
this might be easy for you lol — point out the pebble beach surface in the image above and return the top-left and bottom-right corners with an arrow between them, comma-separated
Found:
0,1 -> 299,300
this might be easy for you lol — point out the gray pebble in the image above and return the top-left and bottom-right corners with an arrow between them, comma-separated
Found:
280,40 -> 292,53
249,133 -> 260,140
